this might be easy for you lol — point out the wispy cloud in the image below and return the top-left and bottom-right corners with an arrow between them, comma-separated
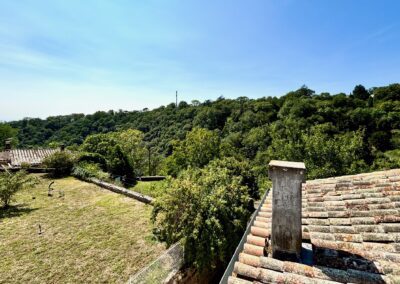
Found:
0,0 -> 400,120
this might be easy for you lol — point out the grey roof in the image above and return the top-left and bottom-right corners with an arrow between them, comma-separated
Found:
0,151 -> 9,162
0,149 -> 59,167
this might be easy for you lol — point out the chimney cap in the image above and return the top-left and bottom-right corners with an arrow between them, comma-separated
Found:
269,160 -> 305,170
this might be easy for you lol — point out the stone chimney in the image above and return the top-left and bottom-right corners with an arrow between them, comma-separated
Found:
268,160 -> 306,261
4,139 -> 12,151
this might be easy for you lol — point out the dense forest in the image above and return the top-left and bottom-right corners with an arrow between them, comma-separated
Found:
2,83 -> 400,272
4,83 -> 400,180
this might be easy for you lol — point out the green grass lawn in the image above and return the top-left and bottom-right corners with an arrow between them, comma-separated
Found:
130,181 -> 167,199
0,175 -> 165,284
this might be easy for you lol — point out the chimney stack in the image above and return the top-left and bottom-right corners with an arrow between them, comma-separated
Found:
4,139 -> 11,151
268,160 -> 305,261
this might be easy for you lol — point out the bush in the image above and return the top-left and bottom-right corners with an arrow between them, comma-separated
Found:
107,145 -> 135,183
71,166 -> 91,180
20,162 -> 30,170
72,162 -> 110,181
131,181 -> 167,198
43,151 -> 75,177
76,152 -> 107,170
0,171 -> 38,208
152,158 -> 255,270
207,157 -> 259,200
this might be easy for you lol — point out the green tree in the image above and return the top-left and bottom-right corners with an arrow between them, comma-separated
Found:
373,83 -> 400,101
81,133 -> 118,159
115,129 -> 147,176
265,119 -> 305,162
352,85 -> 370,100
8,83 -> 400,180
193,107 -> 226,130
80,130 -> 142,178
164,128 -> 220,176
0,171 -> 38,208
107,145 -> 134,179
0,123 -> 18,150
303,124 -> 367,179
152,158 -> 255,270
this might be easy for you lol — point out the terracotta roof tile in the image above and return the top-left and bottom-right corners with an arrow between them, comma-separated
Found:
226,168 -> 400,284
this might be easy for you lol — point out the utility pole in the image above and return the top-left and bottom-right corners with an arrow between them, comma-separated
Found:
176,90 -> 178,108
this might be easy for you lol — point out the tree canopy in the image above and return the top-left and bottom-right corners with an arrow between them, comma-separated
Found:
152,157 -> 256,270
4,83 -> 400,179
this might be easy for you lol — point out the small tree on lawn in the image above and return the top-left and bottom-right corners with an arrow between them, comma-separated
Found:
0,171 -> 38,208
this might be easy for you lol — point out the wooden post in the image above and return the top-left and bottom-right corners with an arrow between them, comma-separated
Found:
268,160 -> 305,261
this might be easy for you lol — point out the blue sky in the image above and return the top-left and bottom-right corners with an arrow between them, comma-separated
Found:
1,0 -> 400,120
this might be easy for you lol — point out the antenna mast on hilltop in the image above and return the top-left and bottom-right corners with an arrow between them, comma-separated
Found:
176,90 -> 178,107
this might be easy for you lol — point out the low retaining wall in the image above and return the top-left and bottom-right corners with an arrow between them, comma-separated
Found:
85,177 -> 153,204
137,176 -> 166,181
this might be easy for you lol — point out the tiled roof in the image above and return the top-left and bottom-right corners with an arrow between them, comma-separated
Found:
227,169 -> 400,284
0,151 -> 10,163
0,149 -> 59,167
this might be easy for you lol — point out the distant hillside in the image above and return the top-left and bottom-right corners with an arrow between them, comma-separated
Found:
6,83 -> 400,178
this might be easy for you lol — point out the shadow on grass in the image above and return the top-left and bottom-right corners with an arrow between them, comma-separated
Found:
41,173 -> 69,179
0,204 -> 38,219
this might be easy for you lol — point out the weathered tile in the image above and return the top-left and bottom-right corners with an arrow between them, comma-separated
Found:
310,232 -> 335,241
308,212 -> 329,218
381,223 -> 400,233
329,218 -> 351,226
330,226 -> 355,234
349,210 -> 373,217
368,203 -> 394,210
334,233 -> 363,242
350,217 -> 376,225
327,211 -> 350,218
323,196 -> 343,201
353,225 -> 385,233
361,233 -> 394,242
341,194 -> 363,200
309,225 -> 330,233
308,218 -> 330,226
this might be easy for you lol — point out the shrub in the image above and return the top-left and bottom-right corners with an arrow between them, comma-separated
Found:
152,158 -> 255,270
43,151 -> 75,177
131,181 -> 167,198
207,157 -> 259,200
20,162 -> 30,170
107,145 -> 135,183
72,162 -> 110,181
0,171 -> 38,208
76,152 -> 107,170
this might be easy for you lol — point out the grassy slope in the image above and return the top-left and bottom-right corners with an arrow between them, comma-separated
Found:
0,176 -> 165,284
130,181 -> 167,199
